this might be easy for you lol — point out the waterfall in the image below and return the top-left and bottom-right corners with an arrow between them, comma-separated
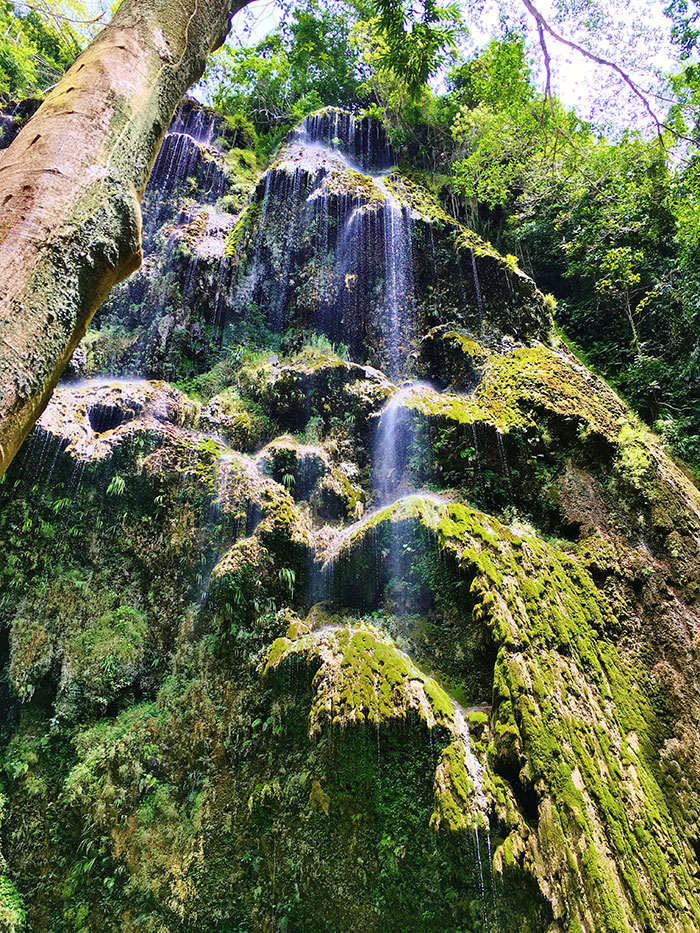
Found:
379,187 -> 415,377
335,198 -> 376,351
383,198 -> 413,375
301,109 -> 394,171
168,102 -> 220,146
469,248 -> 484,327
373,385 -> 423,504
374,391 -> 404,505
275,168 -> 306,330
146,115 -> 228,225
230,115 -> 418,370
0,96 -> 576,930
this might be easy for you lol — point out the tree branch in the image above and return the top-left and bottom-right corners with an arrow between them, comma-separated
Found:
520,0 -> 690,144
12,1 -> 106,28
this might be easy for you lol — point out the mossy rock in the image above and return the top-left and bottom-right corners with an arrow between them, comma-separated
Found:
419,324 -> 493,391
322,492 -> 700,931
256,435 -> 328,500
7,105 -> 700,933
256,434 -> 362,521
10,600 -> 147,718
200,386 -> 272,451
265,615 -> 488,831
255,357 -> 392,434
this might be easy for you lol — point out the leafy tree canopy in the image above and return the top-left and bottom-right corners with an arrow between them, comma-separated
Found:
0,0 -> 95,97
206,0 -> 372,157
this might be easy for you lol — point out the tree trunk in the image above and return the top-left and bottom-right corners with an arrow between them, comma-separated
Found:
0,0 -> 249,476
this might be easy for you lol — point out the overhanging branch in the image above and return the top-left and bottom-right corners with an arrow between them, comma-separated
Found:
520,0 -> 691,143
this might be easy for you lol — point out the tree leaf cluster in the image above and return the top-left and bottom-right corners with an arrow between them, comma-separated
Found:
0,0 -> 83,97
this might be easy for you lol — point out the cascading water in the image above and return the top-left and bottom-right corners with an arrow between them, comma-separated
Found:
242,109 -> 416,367
374,390 -> 406,505
12,101 -> 511,926
87,104 -> 491,835
10,94 -> 507,388
301,109 -> 394,171
370,387 -> 493,926
373,383 -> 429,504
81,99 -> 245,378
143,103 -> 229,243
469,248 -> 484,328
375,178 -> 415,377
168,100 -> 221,146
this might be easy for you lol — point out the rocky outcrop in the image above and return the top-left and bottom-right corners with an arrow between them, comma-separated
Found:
2,107 -> 700,932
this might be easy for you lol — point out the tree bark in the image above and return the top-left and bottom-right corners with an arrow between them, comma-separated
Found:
0,0 -> 250,476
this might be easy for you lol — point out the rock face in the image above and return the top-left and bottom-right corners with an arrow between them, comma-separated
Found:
2,103 -> 700,932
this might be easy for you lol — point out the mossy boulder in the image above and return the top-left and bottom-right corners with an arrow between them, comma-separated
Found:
34,378 -> 201,462
322,493 -> 700,931
200,387 -> 272,451
256,434 -> 362,521
266,615 -> 488,831
250,355 -> 392,438
10,595 -> 147,718
419,324 -> 493,391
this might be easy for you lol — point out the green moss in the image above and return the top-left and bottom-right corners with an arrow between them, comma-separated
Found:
202,386 -> 272,450
431,742 -> 478,831
224,200 -> 261,259
323,489 -> 700,929
385,171 -> 456,226
308,779 -> 330,815
327,166 -> 386,205
267,623 -> 455,731
5,106 -> 700,933
459,228 -> 503,261
265,618 -> 489,832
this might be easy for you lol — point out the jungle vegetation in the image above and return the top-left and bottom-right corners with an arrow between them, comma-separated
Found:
4,0 -> 700,472
4,3 -> 700,930
200,0 -> 700,475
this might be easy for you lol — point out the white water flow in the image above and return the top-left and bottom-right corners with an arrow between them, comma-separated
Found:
470,416 -> 485,498
373,384 -> 430,504
298,116 -> 413,368
470,248 -> 484,328
369,380 -> 495,920
148,107 -> 228,212
254,171 -> 273,264
276,168 -> 305,329
449,700 -> 493,928
373,177 -> 415,378
302,111 -> 394,171
374,388 -> 408,504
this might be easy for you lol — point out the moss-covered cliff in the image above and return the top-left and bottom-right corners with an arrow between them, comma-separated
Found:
2,104 -> 700,932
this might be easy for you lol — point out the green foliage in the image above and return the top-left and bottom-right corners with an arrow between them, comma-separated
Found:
6,7 -> 700,930
435,32 -> 700,472
106,474 -> 125,496
207,0 -> 365,158
0,0 -> 83,96
370,0 -> 462,93
350,17 -> 456,161
0,872 -> 25,932
278,566 -> 296,597
222,111 -> 257,149
666,0 -> 700,58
